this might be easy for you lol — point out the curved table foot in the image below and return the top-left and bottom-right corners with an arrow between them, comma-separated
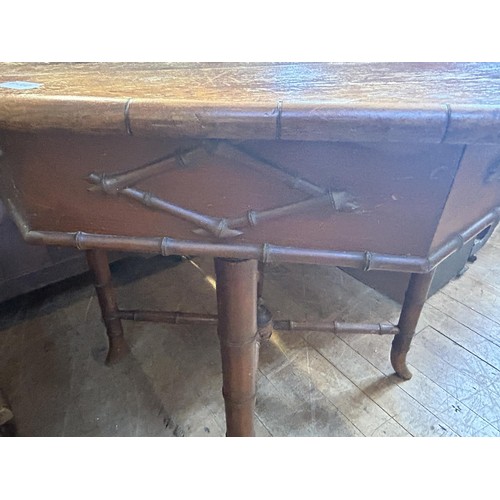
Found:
105,336 -> 131,365
390,335 -> 414,380
390,270 -> 435,380
86,249 -> 130,365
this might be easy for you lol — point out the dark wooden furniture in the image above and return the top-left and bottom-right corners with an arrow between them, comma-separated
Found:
1,63 -> 499,436
0,199 -> 94,303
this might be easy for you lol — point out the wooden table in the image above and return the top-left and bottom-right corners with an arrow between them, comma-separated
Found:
1,63 -> 499,436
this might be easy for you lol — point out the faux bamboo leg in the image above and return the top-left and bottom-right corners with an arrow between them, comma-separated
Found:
391,270 -> 435,380
86,249 -> 130,365
214,258 -> 259,437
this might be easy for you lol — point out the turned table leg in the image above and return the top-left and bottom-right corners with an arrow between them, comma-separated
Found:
391,270 -> 435,380
86,249 -> 130,365
214,258 -> 259,437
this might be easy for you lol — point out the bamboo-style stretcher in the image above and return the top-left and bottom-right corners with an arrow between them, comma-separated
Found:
1,63 -> 500,436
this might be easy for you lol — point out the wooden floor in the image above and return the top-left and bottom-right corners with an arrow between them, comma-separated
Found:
1,229 -> 500,437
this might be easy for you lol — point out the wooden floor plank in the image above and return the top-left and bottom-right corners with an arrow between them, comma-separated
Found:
400,328 -> 500,432
258,328 -> 308,378
306,348 -> 413,437
369,417 -> 411,437
263,262 -> 402,326
2,233 -> 500,437
466,249 -> 500,290
456,227 -> 500,290
441,273 -> 500,326
407,331 -> 488,403
262,335 -> 397,436
304,332 -> 457,437
416,328 -> 500,397
398,369 -> 499,437
255,373 -> 363,437
458,388 -> 500,430
427,290 -> 500,348
259,325 -> 399,436
335,330 -> 499,437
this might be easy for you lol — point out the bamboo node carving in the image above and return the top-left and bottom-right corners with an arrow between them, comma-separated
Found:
246,210 -> 258,227
261,243 -> 271,263
160,237 -> 174,256
142,191 -> 154,207
363,251 -> 373,271
75,231 -> 86,250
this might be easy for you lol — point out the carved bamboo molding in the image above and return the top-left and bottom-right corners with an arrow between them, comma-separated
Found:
86,140 -> 360,239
